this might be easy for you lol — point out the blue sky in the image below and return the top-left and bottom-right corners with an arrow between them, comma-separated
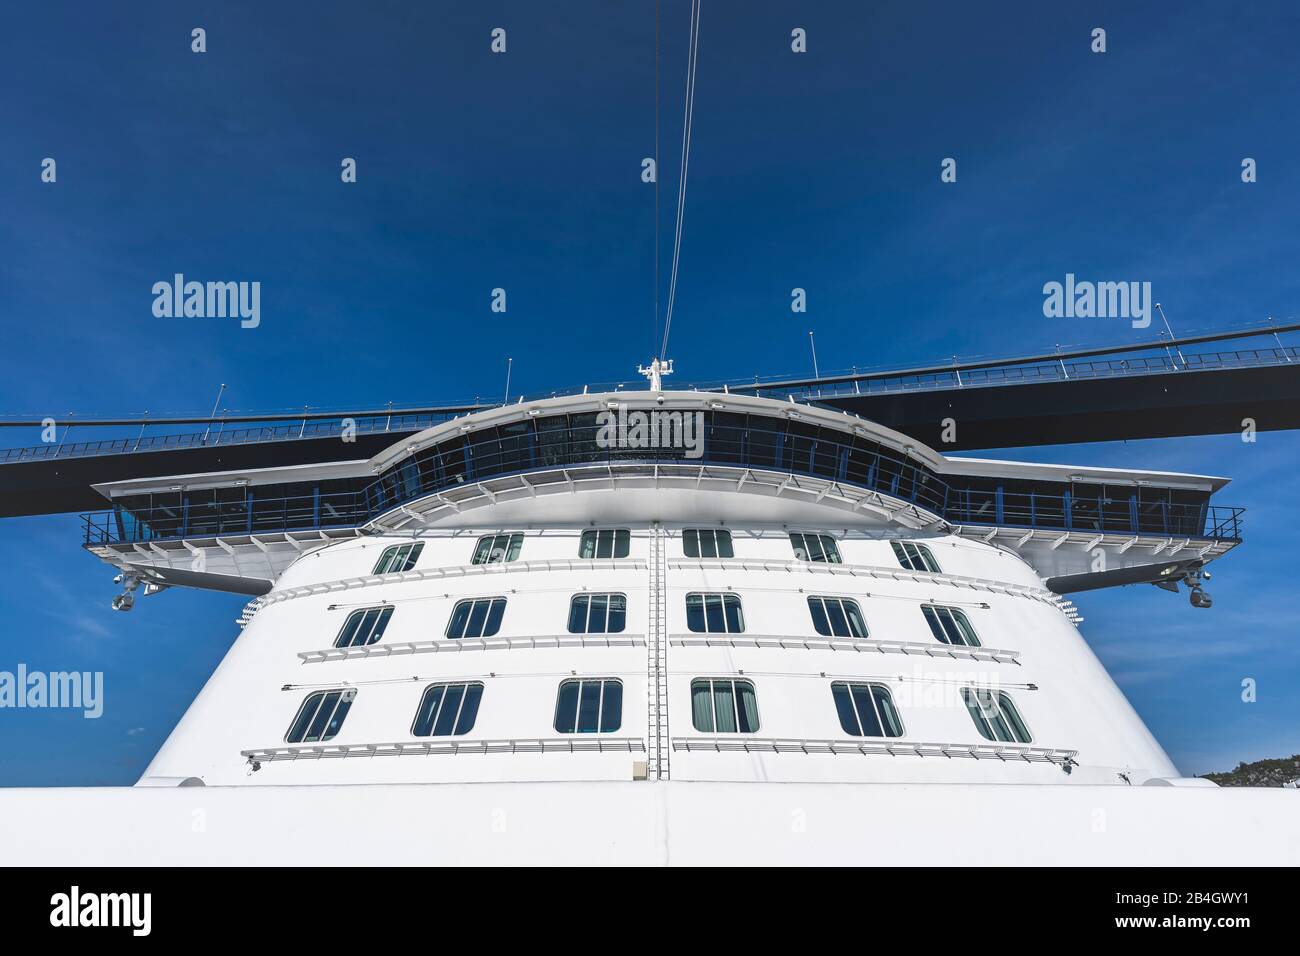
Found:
1,0 -> 1297,783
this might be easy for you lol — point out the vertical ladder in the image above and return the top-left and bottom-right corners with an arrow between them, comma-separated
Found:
646,523 -> 671,780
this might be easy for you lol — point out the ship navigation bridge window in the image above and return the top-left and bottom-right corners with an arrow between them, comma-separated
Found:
554,679 -> 623,733
412,682 -> 483,736
691,679 -> 759,733
373,542 -> 424,574
891,540 -> 940,573
683,528 -> 734,558
789,532 -> 841,563
568,593 -> 627,633
579,528 -> 630,559
446,597 -> 507,639
286,689 -> 355,743
807,596 -> 868,638
962,687 -> 1032,743
335,606 -> 394,648
685,593 -> 745,633
832,682 -> 904,737
471,533 -> 524,565
922,605 -> 980,647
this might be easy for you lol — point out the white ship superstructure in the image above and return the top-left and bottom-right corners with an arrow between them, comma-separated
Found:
5,363 -> 1300,865
80,390 -> 1236,789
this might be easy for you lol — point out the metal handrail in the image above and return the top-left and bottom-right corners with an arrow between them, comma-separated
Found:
7,324 -> 1300,465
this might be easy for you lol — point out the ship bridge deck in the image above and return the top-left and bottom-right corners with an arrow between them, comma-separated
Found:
80,404 -> 1243,550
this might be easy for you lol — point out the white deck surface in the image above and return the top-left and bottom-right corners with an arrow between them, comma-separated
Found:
2,781 -> 1296,866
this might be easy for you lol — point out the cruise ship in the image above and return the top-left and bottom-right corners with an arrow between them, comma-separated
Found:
1,341 -> 1298,866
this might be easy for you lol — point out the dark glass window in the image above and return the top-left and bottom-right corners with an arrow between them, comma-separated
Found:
446,597 -> 507,639
807,596 -> 868,638
690,679 -> 759,733
554,679 -> 623,733
922,605 -> 980,646
334,606 -> 394,648
567,593 -> 627,633
685,593 -> 745,633
891,540 -> 941,573
286,689 -> 355,743
789,532 -> 842,563
962,688 -> 1032,743
579,528 -> 630,559
683,528 -> 734,558
411,682 -> 483,736
831,682 -> 904,737
471,533 -> 523,564
373,542 -> 424,574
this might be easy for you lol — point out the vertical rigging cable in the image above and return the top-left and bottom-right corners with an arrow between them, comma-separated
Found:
659,0 -> 701,361
653,0 -> 660,358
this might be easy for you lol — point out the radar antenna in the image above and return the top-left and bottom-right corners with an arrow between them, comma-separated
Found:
638,357 -> 674,392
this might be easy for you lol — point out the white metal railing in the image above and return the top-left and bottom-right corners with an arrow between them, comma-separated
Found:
670,736 -> 1077,765
298,633 -> 647,663
243,736 -> 646,762
669,633 -> 1020,664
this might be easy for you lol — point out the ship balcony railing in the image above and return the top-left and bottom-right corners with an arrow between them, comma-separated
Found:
80,450 -> 1244,549
944,493 -> 1243,542
81,492 -> 369,547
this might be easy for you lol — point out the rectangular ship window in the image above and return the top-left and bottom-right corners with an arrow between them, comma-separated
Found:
807,596 -> 868,638
683,528 -> 734,558
286,689 -> 355,743
373,542 -> 424,574
446,597 -> 507,639
892,540 -> 941,573
685,593 -> 745,633
567,593 -> 628,634
554,678 -> 623,733
831,682 -> 904,737
579,528 -> 630,559
412,682 -> 483,736
922,605 -> 980,646
690,679 -> 759,733
471,533 -> 524,565
789,532 -> 842,563
335,606 -> 394,648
